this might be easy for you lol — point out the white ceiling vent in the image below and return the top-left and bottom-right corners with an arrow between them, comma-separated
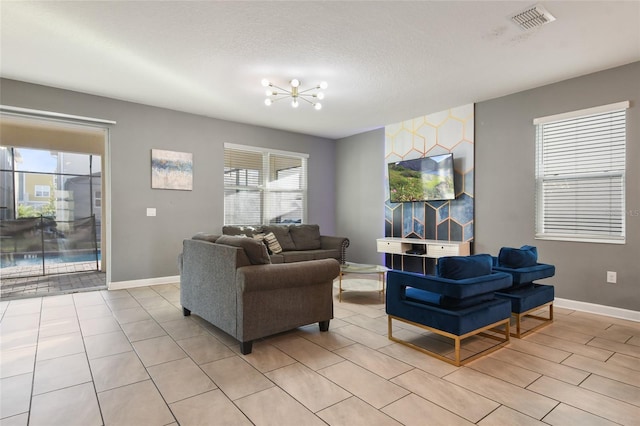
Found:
511,4 -> 556,30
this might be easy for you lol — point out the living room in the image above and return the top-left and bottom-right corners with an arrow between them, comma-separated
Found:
1,2 -> 639,425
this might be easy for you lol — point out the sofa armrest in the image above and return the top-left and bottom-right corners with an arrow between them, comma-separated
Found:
320,236 -> 350,264
386,270 -> 512,300
237,258 -> 340,293
180,239 -> 246,338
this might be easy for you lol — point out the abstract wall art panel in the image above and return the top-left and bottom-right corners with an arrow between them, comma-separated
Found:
151,149 -> 193,190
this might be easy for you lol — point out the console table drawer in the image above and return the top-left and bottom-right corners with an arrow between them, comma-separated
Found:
427,244 -> 461,257
376,240 -> 411,254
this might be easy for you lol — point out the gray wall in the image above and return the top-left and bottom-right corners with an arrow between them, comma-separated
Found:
336,128 -> 385,265
0,78 -> 337,283
475,62 -> 640,311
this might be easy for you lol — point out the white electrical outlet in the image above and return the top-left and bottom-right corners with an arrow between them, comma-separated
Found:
146,208 -> 156,217
606,271 -> 617,284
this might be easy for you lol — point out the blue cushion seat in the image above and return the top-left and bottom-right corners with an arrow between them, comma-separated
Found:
396,291 -> 512,335
495,283 -> 554,313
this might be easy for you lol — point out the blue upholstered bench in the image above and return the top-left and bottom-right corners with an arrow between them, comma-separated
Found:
492,246 -> 555,338
386,254 -> 513,366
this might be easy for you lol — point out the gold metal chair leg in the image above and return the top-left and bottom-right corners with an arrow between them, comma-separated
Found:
511,302 -> 554,338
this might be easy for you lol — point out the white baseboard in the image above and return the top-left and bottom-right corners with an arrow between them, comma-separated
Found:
108,275 -> 180,290
555,297 -> 640,322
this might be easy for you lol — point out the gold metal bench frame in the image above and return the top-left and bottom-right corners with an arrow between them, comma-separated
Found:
511,302 -> 553,338
387,315 -> 510,367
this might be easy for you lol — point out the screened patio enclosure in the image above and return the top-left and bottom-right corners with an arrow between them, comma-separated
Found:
1,123 -> 105,279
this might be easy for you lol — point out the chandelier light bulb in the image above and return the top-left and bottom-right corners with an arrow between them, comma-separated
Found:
265,90 -> 273,96
264,99 -> 272,106
261,78 -> 270,87
319,81 -> 328,89
290,79 -> 300,88
291,99 -> 299,108
316,92 -> 324,100
314,103 -> 322,110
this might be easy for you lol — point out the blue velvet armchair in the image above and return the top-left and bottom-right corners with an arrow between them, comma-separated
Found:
386,254 -> 513,366
492,246 -> 555,338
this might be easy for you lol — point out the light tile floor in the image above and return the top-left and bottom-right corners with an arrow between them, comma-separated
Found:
0,278 -> 639,425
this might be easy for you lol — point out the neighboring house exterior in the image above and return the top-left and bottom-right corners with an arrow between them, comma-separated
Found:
19,173 -> 54,210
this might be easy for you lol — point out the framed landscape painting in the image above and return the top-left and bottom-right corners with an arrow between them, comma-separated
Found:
151,149 -> 193,190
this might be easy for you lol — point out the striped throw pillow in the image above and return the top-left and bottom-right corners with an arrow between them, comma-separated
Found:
263,232 -> 283,254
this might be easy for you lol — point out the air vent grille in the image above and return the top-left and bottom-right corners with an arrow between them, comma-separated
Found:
511,4 -> 556,30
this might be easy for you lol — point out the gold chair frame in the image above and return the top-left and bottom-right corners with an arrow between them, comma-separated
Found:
387,315 -> 510,367
511,302 -> 553,338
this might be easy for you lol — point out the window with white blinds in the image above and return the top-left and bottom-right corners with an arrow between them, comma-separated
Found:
534,101 -> 628,243
224,143 -> 307,225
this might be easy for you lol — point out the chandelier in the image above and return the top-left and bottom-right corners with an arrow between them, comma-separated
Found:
261,78 -> 327,110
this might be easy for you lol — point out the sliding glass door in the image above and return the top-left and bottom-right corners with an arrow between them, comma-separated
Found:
1,146 -> 102,277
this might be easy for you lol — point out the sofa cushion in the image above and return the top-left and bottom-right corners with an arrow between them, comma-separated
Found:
280,251 -> 317,263
263,232 -> 283,254
498,245 -> 538,268
437,254 -> 493,280
269,254 -> 284,264
263,225 -> 296,251
216,235 -> 271,265
308,249 -> 340,261
289,224 -> 322,250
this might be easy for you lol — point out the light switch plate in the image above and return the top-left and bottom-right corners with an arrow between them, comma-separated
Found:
146,208 -> 156,217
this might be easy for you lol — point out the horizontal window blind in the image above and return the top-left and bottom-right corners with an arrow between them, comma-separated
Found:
535,105 -> 627,243
224,144 -> 307,225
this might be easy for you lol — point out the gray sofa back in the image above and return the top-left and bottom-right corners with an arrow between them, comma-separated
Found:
222,224 -> 349,264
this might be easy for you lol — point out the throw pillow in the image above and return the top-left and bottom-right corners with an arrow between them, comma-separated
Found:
498,245 -> 538,268
437,254 -> 493,280
263,232 -> 283,254
289,224 -> 322,250
216,235 -> 271,265
262,225 -> 296,251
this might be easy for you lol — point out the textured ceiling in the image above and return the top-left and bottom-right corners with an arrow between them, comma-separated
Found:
1,1 -> 639,139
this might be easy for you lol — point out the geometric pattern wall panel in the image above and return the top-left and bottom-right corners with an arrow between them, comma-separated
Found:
385,104 -> 474,243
